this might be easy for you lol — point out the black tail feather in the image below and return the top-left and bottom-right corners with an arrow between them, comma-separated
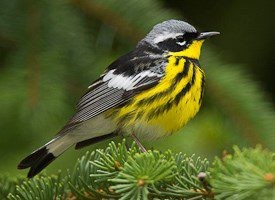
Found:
18,147 -> 56,178
27,153 -> 56,178
18,132 -> 116,178
17,147 -> 48,169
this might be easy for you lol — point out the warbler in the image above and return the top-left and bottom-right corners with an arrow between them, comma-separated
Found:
18,20 -> 219,178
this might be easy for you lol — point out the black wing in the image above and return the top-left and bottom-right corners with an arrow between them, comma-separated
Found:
60,47 -> 167,134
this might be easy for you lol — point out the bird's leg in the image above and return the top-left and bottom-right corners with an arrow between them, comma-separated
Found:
131,133 -> 147,153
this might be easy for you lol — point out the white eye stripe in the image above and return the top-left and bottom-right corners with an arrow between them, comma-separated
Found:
177,41 -> 186,46
154,32 -> 183,43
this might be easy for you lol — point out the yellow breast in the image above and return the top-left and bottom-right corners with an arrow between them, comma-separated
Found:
114,56 -> 205,138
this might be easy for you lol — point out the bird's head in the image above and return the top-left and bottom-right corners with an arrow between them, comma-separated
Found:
139,19 -> 219,60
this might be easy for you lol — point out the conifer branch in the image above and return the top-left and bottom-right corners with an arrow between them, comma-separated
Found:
210,145 -> 275,200
1,141 -> 274,199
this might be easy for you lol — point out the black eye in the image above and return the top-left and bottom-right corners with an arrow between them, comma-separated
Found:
176,35 -> 187,46
176,35 -> 185,43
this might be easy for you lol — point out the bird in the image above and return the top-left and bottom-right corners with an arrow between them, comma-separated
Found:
18,19 -> 219,178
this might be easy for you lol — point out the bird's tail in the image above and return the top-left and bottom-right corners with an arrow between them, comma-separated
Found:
17,135 -> 73,178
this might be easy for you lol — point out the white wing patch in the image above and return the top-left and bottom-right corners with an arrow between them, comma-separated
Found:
102,69 -> 160,91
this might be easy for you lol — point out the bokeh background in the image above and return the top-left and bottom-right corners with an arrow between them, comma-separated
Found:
0,0 -> 274,177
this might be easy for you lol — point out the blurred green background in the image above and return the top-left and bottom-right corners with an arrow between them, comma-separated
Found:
0,0 -> 274,177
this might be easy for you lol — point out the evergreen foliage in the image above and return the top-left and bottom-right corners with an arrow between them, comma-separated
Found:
1,141 -> 274,199
0,176 -> 19,200
211,146 -> 275,200
8,175 -> 65,200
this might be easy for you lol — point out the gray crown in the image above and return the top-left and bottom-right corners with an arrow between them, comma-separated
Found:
139,20 -> 197,46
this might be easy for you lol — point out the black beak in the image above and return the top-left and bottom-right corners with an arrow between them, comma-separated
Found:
196,31 -> 220,40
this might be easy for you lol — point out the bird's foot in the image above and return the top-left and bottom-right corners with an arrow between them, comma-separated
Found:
131,133 -> 147,153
